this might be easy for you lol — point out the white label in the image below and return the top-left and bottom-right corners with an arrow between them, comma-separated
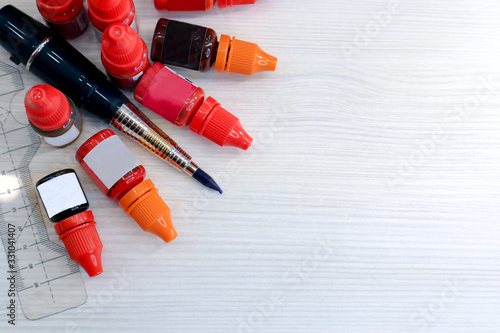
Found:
37,172 -> 87,219
43,125 -> 81,147
82,135 -> 141,190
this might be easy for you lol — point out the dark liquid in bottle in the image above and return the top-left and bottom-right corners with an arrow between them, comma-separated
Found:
45,8 -> 89,39
151,19 -> 217,72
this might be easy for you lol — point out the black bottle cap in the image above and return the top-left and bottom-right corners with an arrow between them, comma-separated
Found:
0,5 -> 52,66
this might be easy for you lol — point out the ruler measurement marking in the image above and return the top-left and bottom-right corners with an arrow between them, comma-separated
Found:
18,285 -> 33,292
3,138 -> 56,304
36,243 -> 55,302
0,71 -> 17,79
18,206 -> 36,226
6,166 -> 23,173
0,111 -> 11,125
12,186 -> 27,192
35,255 -> 65,266
18,222 -> 37,231
29,240 -> 44,247
16,206 -> 37,241
0,125 -> 29,136
41,272 -> 78,285
1,142 -> 38,155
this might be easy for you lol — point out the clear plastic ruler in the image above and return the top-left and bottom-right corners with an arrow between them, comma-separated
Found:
0,61 -> 87,320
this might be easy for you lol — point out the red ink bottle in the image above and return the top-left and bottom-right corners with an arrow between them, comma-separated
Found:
75,129 -> 177,243
154,0 -> 258,11
36,169 -> 103,277
24,84 -> 83,147
151,18 -> 277,76
88,0 -> 138,41
101,24 -> 150,91
134,62 -> 253,150
36,0 -> 89,39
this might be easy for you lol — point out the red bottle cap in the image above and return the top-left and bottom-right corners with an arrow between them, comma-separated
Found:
36,0 -> 83,23
214,35 -> 277,75
189,97 -> 253,150
88,0 -> 133,32
24,84 -> 72,131
218,0 -> 258,8
54,211 -> 103,277
101,23 -> 148,77
153,0 -> 166,9
154,0 -> 215,11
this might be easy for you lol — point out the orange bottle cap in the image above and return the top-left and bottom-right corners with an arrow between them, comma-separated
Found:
55,211 -> 103,277
118,179 -> 177,243
214,34 -> 231,73
214,35 -> 277,75
24,84 -> 72,131
189,96 -> 253,150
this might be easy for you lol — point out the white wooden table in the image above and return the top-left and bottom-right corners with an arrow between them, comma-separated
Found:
2,0 -> 500,331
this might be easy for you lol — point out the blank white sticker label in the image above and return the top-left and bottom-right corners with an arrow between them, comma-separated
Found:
37,172 -> 87,219
82,135 -> 141,191
43,124 -> 81,147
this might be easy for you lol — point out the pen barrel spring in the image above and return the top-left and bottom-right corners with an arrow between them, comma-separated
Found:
111,103 -> 193,172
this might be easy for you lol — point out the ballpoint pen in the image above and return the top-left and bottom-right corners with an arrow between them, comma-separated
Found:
0,5 -> 222,193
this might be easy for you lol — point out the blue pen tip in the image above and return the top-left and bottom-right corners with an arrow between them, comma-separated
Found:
192,168 -> 222,194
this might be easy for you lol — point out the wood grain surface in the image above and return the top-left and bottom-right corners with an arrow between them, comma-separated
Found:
2,0 -> 500,332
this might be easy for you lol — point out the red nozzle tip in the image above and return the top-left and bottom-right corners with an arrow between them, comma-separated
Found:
102,23 -> 146,74
189,97 -> 253,150
88,0 -> 132,32
224,120 -> 253,150
55,211 -> 104,277
73,246 -> 103,277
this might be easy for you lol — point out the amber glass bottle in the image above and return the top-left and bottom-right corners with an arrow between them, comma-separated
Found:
151,18 -> 217,72
151,18 -> 277,76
